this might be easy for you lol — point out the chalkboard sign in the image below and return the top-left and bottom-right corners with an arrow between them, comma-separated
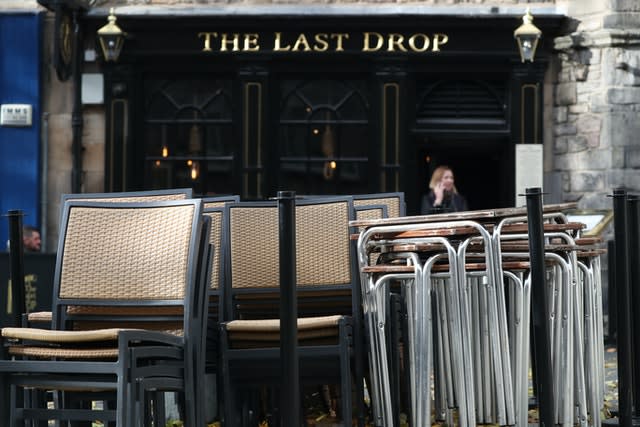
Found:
565,209 -> 613,237
0,253 -> 56,327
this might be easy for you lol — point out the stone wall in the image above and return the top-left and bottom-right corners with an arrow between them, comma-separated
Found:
551,0 -> 640,210
40,12 -> 73,251
37,10 -> 106,251
90,0 -> 554,5
0,0 -> 40,9
545,0 -> 638,314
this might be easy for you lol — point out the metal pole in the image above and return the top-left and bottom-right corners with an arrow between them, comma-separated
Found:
40,112 -> 49,251
607,240 -> 617,345
277,190 -> 299,426
627,196 -> 640,416
612,188 -> 633,427
524,187 -> 555,427
7,209 -> 26,327
71,10 -> 84,193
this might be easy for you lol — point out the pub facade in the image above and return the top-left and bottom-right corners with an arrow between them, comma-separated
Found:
0,0 -> 639,249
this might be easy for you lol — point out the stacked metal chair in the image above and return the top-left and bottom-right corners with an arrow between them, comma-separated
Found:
351,202 -> 607,427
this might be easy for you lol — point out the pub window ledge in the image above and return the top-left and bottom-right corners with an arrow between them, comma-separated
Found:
416,117 -> 507,128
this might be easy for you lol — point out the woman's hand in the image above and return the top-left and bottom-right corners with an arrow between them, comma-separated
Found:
433,181 -> 445,205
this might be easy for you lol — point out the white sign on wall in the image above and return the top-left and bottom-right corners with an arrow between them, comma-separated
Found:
0,104 -> 32,127
81,74 -> 104,105
515,144 -> 543,207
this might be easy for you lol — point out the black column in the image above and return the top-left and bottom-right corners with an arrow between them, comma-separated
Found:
612,188 -> 634,427
525,187 -> 555,427
277,190 -> 300,426
628,196 -> 640,417
71,9 -> 84,193
7,210 -> 26,327
238,64 -> 269,200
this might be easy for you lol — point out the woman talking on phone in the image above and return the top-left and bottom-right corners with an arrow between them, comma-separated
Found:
420,165 -> 468,214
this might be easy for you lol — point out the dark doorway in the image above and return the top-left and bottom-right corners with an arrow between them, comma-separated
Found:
415,136 -> 513,214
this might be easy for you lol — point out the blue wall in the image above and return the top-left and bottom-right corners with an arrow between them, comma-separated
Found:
0,13 -> 42,248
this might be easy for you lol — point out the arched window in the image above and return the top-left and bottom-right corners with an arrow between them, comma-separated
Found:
278,78 -> 370,195
143,77 -> 234,195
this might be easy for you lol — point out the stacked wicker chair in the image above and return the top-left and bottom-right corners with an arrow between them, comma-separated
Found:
203,194 -> 240,209
352,192 -> 406,219
0,197 -> 209,427
218,196 -> 362,427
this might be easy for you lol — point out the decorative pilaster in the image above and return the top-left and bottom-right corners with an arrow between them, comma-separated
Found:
238,65 -> 269,199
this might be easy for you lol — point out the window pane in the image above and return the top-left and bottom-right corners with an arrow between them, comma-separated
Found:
278,78 -> 370,195
279,160 -> 369,195
142,77 -> 234,196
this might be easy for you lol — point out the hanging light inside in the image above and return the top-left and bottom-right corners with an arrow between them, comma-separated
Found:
190,161 -> 199,180
514,8 -> 542,63
321,124 -> 336,180
97,8 -> 126,62
189,124 -> 203,154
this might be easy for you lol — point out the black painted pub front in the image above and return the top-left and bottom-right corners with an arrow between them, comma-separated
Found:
87,11 -> 565,214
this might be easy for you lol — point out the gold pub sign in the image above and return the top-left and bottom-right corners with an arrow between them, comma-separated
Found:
198,31 -> 449,53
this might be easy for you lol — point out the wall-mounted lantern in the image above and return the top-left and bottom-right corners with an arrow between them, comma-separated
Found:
97,8 -> 125,62
514,8 -> 542,63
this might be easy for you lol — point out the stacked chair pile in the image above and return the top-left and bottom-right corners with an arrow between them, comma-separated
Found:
352,203 -> 607,427
0,189 -> 407,427
217,192 -> 405,427
0,189 -> 211,427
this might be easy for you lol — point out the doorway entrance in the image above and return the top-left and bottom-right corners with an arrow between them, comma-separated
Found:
415,136 -> 514,213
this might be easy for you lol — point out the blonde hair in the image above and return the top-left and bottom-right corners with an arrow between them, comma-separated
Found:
428,165 -> 459,194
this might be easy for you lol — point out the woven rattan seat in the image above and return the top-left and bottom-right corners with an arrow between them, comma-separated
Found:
226,314 -> 344,333
228,327 -> 341,342
8,346 -> 121,359
24,311 -> 52,323
2,327 -> 128,342
227,315 -> 344,346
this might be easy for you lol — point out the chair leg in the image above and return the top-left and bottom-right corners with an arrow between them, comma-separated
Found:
34,390 -> 53,427
338,321 -> 353,427
352,319 -> 367,427
222,367 -> 237,427
0,374 -> 8,427
183,386 -> 199,427
49,390 -> 63,427
10,381 -> 19,427
340,349 -> 353,427
241,389 -> 261,427
222,379 -> 263,427
388,292 -> 404,426
203,373 -> 219,425
153,391 -> 167,426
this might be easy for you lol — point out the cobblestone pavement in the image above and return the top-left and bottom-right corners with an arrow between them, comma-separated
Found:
306,345 -> 622,427
603,345 -> 619,419
205,345 -> 621,427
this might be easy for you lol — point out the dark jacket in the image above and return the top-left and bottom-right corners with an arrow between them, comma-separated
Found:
420,191 -> 468,215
